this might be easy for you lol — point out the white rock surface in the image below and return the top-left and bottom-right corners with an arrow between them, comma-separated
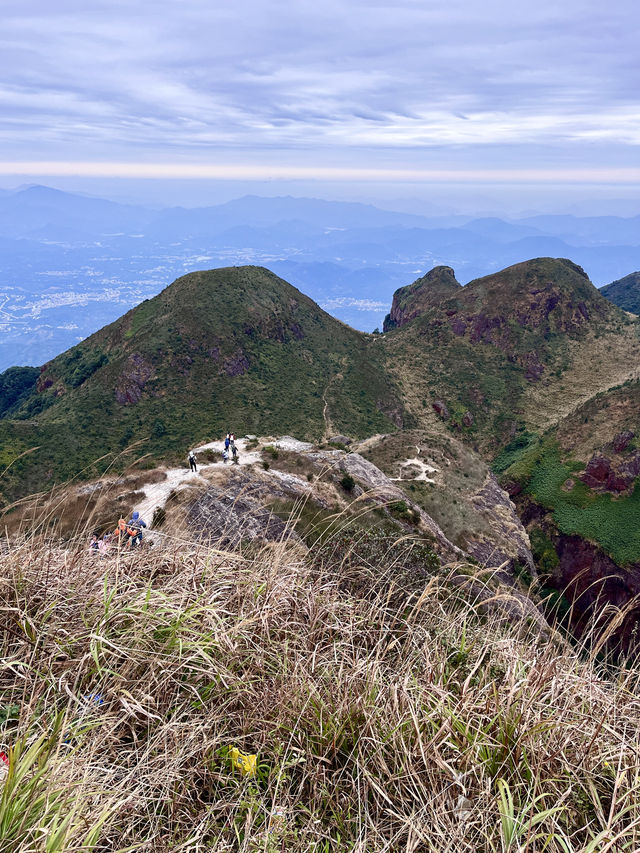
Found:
133,437 -> 260,523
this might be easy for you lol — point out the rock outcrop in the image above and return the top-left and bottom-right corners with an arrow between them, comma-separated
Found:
383,266 -> 461,331
580,448 -> 640,495
468,472 -> 535,578
180,438 -> 547,633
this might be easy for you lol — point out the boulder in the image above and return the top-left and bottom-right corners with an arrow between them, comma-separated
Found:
613,430 -> 635,453
328,435 -> 353,446
432,400 -> 449,419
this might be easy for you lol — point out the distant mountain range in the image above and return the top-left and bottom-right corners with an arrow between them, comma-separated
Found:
0,185 -> 639,371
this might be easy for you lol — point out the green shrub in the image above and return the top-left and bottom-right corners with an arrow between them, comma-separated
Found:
340,474 -> 356,492
529,527 -> 560,572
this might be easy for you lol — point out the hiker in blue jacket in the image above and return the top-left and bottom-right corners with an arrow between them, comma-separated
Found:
127,511 -> 147,546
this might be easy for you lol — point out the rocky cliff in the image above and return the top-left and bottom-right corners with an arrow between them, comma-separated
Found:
382,266 -> 461,331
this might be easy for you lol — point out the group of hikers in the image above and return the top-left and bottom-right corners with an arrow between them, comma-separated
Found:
188,431 -> 239,471
223,432 -> 239,464
89,510 -> 148,554
90,433 -> 240,553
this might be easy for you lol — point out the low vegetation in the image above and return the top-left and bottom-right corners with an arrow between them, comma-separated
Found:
3,508 -> 640,851
500,436 -> 640,566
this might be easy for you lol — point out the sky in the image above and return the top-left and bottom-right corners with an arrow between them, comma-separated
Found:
0,0 -> 639,213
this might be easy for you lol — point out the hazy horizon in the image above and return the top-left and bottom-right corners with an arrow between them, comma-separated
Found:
1,1 -> 638,217
0,177 -> 639,219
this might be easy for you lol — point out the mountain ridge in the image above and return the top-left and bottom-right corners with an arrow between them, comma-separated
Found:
601,271 -> 640,314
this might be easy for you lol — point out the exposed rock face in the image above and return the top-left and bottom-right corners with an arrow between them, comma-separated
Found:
114,353 -> 154,405
328,435 -> 353,446
432,400 -> 449,419
580,450 -> 640,494
36,370 -> 54,392
376,401 -> 404,428
222,350 -> 250,377
552,532 -> 640,651
186,468 -> 305,547
468,472 -> 536,578
383,266 -> 461,331
613,430 -> 635,453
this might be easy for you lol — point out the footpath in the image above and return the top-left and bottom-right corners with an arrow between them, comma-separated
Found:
133,437 -> 261,526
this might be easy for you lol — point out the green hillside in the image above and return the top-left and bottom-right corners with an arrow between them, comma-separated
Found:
497,378 -> 640,566
601,271 -> 640,314
0,266 -> 402,504
384,258 -> 638,450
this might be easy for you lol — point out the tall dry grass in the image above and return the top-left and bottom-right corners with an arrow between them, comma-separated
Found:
2,515 -> 640,852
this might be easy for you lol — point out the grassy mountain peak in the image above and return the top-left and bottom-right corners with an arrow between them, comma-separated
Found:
459,257 -> 615,326
383,257 -> 638,447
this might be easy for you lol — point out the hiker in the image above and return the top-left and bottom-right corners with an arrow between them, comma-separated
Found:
222,449 -> 229,464
89,533 -> 100,552
229,432 -> 236,447
224,434 -> 230,452
232,444 -> 238,463
188,450 -> 197,472
127,511 -> 147,547
114,518 -> 129,547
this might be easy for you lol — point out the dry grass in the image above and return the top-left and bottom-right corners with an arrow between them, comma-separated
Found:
1,468 -> 167,539
522,325 -> 640,434
2,515 -> 640,851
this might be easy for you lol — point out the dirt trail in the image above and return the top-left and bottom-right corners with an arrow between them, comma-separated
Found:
390,455 -> 438,483
321,368 -> 344,439
133,437 -> 260,524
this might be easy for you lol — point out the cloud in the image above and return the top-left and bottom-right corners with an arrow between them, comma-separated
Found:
0,0 -> 638,170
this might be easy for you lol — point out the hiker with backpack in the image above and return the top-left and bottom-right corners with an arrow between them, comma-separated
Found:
224,434 -> 231,453
126,511 -> 147,547
232,444 -> 238,463
114,518 -> 130,547
188,450 -> 197,472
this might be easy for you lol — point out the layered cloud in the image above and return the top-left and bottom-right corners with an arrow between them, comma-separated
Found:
0,0 -> 638,173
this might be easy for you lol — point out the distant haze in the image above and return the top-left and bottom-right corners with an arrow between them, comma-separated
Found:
1,177 -> 639,219
0,186 -> 638,372
0,1 -> 638,215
